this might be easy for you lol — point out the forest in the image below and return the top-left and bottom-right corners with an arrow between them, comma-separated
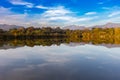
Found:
0,26 -> 120,46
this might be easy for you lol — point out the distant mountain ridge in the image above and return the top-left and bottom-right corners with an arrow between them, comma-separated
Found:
92,23 -> 120,28
63,25 -> 86,30
0,24 -> 21,31
1,23 -> 120,31
63,23 -> 120,30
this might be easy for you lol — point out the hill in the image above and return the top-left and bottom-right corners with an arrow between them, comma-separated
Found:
0,24 -> 21,31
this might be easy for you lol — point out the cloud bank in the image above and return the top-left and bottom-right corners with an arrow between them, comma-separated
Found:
0,0 -> 120,27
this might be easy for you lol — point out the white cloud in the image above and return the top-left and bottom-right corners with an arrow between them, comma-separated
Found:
86,6 -> 120,26
71,16 -> 98,22
97,2 -> 104,4
36,5 -> 49,9
0,7 -> 12,14
87,15 -> 120,27
0,6 -> 99,27
102,7 -> 111,10
97,0 -> 112,5
9,0 -> 34,8
108,11 -> 120,17
85,12 -> 97,15
2,5 -> 120,27
102,6 -> 120,10
41,6 -> 96,23
41,6 -> 72,17
0,7 -> 29,26
0,14 -> 28,26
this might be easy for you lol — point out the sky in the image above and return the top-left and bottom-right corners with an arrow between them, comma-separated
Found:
0,0 -> 120,27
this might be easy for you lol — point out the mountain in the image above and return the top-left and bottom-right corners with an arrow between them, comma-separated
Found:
92,23 -> 120,28
63,23 -> 120,30
63,25 -> 86,30
65,42 -> 120,48
0,23 -> 120,31
0,44 -> 22,50
103,23 -> 120,28
0,24 -> 21,31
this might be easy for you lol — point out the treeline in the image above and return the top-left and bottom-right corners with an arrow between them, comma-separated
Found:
0,27 -> 67,39
0,26 -> 120,41
0,26 -> 120,47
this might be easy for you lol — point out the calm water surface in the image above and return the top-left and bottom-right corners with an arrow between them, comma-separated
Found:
0,43 -> 120,80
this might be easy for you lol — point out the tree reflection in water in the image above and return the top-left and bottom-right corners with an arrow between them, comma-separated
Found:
0,37 -> 120,49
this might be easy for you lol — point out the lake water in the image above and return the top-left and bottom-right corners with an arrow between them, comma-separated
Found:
0,41 -> 120,80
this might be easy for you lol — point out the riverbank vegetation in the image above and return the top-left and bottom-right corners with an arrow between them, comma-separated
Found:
0,27 -> 120,39
0,27 -> 120,47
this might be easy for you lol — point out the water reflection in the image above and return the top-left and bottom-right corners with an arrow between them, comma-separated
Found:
0,38 -> 120,49
0,39 -> 120,80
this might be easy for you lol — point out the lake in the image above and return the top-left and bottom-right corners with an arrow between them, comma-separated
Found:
0,39 -> 120,80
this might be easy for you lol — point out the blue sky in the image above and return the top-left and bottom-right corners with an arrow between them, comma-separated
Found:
0,0 -> 120,27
